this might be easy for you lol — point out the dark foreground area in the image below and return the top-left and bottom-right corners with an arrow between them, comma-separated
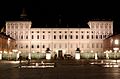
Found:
0,60 -> 120,79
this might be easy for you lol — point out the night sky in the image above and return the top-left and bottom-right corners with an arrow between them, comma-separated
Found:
0,0 -> 120,34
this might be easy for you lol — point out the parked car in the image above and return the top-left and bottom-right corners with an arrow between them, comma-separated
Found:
64,54 -> 73,59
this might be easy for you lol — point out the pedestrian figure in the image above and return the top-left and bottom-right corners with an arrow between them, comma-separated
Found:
18,55 -> 22,68
26,56 -> 30,65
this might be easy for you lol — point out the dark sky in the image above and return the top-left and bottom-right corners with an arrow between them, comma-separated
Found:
0,0 -> 120,33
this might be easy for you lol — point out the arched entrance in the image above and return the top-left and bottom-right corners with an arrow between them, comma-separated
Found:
57,50 -> 63,59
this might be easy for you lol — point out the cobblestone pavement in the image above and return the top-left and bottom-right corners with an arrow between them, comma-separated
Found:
0,59 -> 120,79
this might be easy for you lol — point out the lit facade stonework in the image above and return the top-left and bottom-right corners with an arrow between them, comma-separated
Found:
5,20 -> 113,57
103,34 -> 120,52
0,32 -> 16,59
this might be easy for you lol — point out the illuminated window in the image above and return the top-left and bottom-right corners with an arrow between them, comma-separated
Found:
115,39 -> 119,45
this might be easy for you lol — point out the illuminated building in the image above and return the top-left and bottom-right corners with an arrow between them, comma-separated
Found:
5,10 -> 113,58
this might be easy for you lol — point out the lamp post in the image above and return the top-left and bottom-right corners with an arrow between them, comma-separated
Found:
95,52 -> 98,60
75,48 -> 80,60
104,50 -> 109,59
113,39 -> 119,63
46,48 -> 51,60
7,38 -> 10,60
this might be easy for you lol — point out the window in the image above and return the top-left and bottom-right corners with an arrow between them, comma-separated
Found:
31,45 -> 34,48
43,45 -> 45,48
65,31 -> 67,33
91,35 -> 94,39
87,44 -> 89,48
59,35 -> 62,39
76,31 -> 78,33
81,35 -> 84,39
100,35 -> 102,39
65,43 -> 67,48
96,43 -> 99,48
96,35 -> 98,39
92,43 -> 94,48
65,35 -> 67,39
81,31 -> 84,33
32,35 -> 34,39
59,31 -> 61,33
54,44 -> 56,48
26,45 -> 28,48
26,35 -> 28,39
76,35 -> 78,39
109,24 -> 111,29
54,31 -> 56,33
21,35 -> 23,39
37,31 -> 39,33
59,44 -> 61,48
43,31 -> 45,33
31,31 -> 34,33
37,45 -> 39,48
54,35 -> 56,39
100,23 -> 103,28
70,35 -> 72,39
82,44 -> 84,48
91,23 -> 94,28
87,35 -> 89,39
43,35 -> 45,39
37,35 -> 39,39
48,31 -> 50,33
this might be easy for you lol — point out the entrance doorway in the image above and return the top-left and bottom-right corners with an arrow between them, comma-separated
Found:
58,50 -> 63,59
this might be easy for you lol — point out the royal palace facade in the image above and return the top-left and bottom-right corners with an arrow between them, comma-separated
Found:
5,20 -> 113,58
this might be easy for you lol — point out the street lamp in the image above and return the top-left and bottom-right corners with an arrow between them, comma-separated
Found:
0,51 -> 2,60
75,48 -> 80,60
104,50 -> 109,59
46,48 -> 51,60
7,38 -> 11,60
113,39 -> 119,63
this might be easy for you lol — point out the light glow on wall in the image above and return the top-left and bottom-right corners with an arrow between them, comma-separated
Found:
0,51 -> 2,60
114,39 -> 119,45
